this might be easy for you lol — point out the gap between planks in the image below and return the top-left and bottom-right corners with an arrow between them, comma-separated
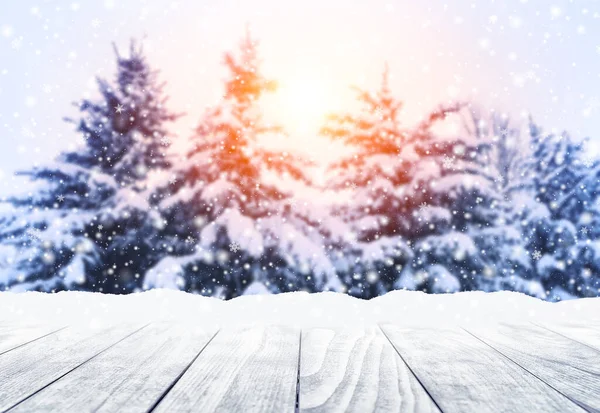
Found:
0,326 -> 68,357
5,323 -> 151,412
530,322 -> 600,355
146,329 -> 221,413
377,324 -> 445,413
295,330 -> 302,413
460,327 -> 589,412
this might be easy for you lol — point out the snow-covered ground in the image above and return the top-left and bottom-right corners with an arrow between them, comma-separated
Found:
1,290 -> 599,328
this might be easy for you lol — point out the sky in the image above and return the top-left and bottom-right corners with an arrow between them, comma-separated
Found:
0,0 -> 599,195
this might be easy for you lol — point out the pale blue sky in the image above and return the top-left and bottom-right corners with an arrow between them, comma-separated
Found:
0,0 -> 599,194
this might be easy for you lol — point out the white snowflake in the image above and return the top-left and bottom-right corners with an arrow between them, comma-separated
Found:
581,157 -> 594,168
229,242 -> 241,253
26,228 -> 42,242
531,250 -> 542,260
11,37 -> 22,50
56,195 -> 65,202
115,104 -> 124,113
21,127 -> 34,138
442,155 -> 454,169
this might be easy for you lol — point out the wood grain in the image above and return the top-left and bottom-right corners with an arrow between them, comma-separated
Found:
0,322 -> 146,411
299,327 -> 440,413
0,323 -> 66,355
380,324 -> 584,413
152,326 -> 300,413
466,323 -> 600,411
8,322 -> 216,413
535,322 -> 600,352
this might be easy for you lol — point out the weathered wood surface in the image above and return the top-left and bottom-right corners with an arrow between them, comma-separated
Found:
466,322 -> 600,411
380,325 -> 585,413
0,322 -> 147,411
8,323 -> 216,413
0,322 -> 598,412
534,321 -> 600,352
299,327 -> 440,413
152,326 -> 300,413
0,323 -> 66,355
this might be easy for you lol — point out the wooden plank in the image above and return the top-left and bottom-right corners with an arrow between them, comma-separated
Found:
466,323 -> 600,411
0,323 -> 66,355
535,322 -> 600,351
380,325 -> 584,413
8,323 -> 216,413
152,326 -> 300,413
0,322 -> 147,411
299,327 -> 440,413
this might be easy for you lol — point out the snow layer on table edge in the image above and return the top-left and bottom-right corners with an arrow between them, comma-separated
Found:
1,290 -> 599,329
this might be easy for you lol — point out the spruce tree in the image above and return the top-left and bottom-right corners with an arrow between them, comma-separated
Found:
455,110 -> 542,296
516,119 -> 600,299
0,41 -> 178,292
394,108 -> 511,296
152,29 -> 338,298
323,68 -> 519,297
321,66 -> 413,297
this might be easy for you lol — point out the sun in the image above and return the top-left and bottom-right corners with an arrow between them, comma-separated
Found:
268,74 -> 339,136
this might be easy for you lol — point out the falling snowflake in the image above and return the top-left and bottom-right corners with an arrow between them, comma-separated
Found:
581,157 -> 594,168
499,127 -> 510,137
11,37 -> 22,50
26,228 -> 43,242
418,202 -> 428,214
56,195 -> 65,202
581,226 -> 589,235
115,104 -> 124,113
21,126 -> 34,138
442,155 -> 454,169
532,250 -> 542,260
229,242 -> 241,253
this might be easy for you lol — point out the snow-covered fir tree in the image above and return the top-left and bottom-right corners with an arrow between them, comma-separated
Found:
322,68 -> 524,297
321,66 -> 414,297
393,108 -> 521,296
150,29 -> 338,298
456,110 -> 543,297
0,41 -> 178,293
515,118 -> 600,300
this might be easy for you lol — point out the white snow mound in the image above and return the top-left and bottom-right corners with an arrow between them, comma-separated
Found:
1,290 -> 598,329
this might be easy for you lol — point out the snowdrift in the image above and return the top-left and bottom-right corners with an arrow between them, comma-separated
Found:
1,290 -> 599,328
